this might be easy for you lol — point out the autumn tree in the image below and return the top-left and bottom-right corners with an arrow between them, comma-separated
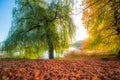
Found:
1,0 -> 76,59
81,0 -> 120,56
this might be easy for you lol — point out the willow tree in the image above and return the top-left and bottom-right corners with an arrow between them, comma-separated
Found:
2,0 -> 75,59
81,0 -> 120,56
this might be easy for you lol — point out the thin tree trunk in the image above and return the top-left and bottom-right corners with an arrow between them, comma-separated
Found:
118,50 -> 120,58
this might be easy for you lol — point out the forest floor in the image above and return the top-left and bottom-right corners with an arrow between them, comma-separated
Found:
0,58 -> 120,80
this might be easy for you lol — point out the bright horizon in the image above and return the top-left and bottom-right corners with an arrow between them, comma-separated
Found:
0,0 -> 89,43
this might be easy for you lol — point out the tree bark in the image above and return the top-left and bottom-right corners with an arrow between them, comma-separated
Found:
48,45 -> 54,59
118,50 -> 120,58
45,22 -> 54,59
46,34 -> 54,59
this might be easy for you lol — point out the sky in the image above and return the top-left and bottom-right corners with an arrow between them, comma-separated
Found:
0,0 -> 15,42
0,0 -> 88,43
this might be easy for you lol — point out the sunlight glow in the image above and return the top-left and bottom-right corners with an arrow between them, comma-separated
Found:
72,14 -> 89,41
72,0 -> 89,41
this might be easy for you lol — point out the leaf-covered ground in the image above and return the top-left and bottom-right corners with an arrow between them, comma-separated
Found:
0,59 -> 120,80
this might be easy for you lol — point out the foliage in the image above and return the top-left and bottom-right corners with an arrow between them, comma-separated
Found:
81,0 -> 120,55
1,0 -> 76,58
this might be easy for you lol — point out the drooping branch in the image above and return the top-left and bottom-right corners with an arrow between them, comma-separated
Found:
27,25 -> 41,32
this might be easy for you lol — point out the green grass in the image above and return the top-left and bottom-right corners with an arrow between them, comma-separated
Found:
64,50 -> 120,60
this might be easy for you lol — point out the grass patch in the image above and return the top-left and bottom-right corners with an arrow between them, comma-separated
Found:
64,50 -> 119,60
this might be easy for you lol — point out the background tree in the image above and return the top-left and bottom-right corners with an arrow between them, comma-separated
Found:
1,0 -> 75,59
81,0 -> 120,56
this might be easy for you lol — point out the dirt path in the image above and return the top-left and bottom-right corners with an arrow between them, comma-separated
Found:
0,59 -> 120,80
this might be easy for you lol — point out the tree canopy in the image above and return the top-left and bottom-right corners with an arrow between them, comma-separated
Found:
1,0 -> 76,59
81,0 -> 120,56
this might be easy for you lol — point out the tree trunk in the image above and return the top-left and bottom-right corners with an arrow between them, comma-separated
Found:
46,34 -> 54,59
46,35 -> 54,59
48,45 -> 54,59
118,50 -> 120,58
45,22 -> 54,59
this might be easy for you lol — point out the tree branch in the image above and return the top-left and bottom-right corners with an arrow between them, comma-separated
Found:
27,25 -> 40,32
